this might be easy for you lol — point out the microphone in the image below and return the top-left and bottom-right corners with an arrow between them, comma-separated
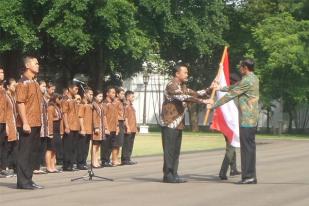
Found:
73,78 -> 86,85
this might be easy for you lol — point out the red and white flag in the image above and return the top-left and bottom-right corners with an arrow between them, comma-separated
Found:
210,49 -> 240,147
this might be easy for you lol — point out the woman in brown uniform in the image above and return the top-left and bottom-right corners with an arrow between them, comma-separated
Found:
101,87 -> 119,167
121,91 -> 138,165
46,94 -> 63,173
4,78 -> 18,176
92,91 -> 105,168
114,87 -> 126,165
61,82 -> 80,171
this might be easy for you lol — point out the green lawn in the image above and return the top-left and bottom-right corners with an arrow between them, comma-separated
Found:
131,132 -> 309,157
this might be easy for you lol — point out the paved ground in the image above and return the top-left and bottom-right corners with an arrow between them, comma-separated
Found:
1,139 -> 309,206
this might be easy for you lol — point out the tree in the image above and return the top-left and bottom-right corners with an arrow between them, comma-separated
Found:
0,0 -> 152,88
252,12 -> 309,131
137,0 -> 228,131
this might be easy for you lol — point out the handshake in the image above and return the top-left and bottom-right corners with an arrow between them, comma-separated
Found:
200,80 -> 221,109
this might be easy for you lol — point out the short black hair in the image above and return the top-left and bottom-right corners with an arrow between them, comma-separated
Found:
172,62 -> 188,76
84,86 -> 93,94
116,86 -> 125,94
67,81 -> 79,89
240,58 -> 255,71
47,81 -> 55,88
94,90 -> 103,97
4,78 -> 16,89
125,90 -> 134,98
106,86 -> 116,94
49,93 -> 62,105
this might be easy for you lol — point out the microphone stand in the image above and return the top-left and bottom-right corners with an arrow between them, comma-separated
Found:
71,83 -> 113,182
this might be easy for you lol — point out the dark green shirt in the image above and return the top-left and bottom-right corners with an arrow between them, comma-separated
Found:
212,72 -> 259,127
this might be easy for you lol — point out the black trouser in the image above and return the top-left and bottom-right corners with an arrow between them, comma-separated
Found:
240,127 -> 257,180
0,137 -> 8,170
115,121 -> 124,147
62,131 -> 79,169
53,121 -> 63,164
0,123 -> 7,170
16,127 -> 41,186
161,127 -> 182,178
77,134 -> 90,167
121,133 -> 136,162
7,140 -> 18,171
219,137 -> 237,176
101,132 -> 116,163
34,137 -> 47,170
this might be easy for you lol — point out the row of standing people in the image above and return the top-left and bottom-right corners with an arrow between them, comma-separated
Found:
0,56 -> 137,190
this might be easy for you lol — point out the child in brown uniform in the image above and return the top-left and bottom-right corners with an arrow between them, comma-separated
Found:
46,93 -> 63,173
4,78 -> 18,177
121,91 -> 138,165
62,82 -> 80,171
78,88 -> 93,170
0,67 -> 9,178
33,80 -> 48,175
114,87 -> 126,166
101,87 -> 119,167
92,91 -> 105,168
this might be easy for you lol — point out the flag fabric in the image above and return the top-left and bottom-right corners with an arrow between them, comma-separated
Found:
210,49 -> 240,147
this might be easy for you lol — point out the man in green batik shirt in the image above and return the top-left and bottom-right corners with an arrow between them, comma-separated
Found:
210,58 -> 259,184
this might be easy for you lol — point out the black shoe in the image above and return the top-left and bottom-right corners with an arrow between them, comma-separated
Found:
63,166 -> 73,171
0,170 -> 15,178
77,165 -> 88,170
31,182 -> 44,189
17,184 -> 36,190
102,162 -> 113,167
127,160 -> 137,165
122,160 -> 137,165
230,170 -> 241,176
219,175 -> 228,180
163,175 -> 187,183
56,159 -> 63,165
237,178 -> 257,184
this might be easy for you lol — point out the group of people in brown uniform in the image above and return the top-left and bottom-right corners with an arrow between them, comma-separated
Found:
0,56 -> 137,189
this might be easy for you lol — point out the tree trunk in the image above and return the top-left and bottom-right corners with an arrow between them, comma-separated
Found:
94,45 -> 105,89
288,110 -> 293,133
188,103 -> 199,132
266,109 -> 270,133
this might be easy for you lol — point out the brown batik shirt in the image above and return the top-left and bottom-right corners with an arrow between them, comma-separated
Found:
0,87 -> 8,124
47,104 -> 63,137
161,77 -> 210,130
16,75 -> 42,128
93,102 -> 105,141
40,97 -> 49,137
62,96 -> 80,131
125,102 -> 137,134
78,103 -> 93,135
115,98 -> 125,121
6,93 -> 18,141
102,99 -> 118,132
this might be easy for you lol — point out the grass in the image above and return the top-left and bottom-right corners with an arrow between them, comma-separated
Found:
131,131 -> 309,157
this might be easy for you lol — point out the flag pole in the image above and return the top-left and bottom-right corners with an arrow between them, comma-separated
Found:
204,46 -> 228,125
